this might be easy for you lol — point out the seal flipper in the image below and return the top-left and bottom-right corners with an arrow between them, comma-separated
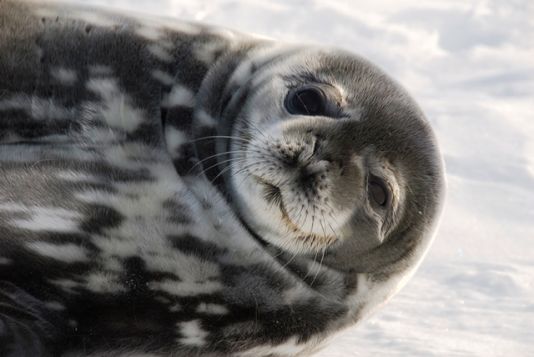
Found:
0,282 -> 66,357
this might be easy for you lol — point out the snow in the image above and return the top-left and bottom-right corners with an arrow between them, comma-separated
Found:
60,0 -> 534,355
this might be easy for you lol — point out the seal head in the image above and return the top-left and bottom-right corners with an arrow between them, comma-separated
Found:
194,45 -> 445,274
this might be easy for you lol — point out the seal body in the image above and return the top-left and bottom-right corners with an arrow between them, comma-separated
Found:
0,1 -> 445,356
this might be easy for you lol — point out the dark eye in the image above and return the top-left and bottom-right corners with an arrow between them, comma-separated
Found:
285,86 -> 326,116
368,176 -> 390,207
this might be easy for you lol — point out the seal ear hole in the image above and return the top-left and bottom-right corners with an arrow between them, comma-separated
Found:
368,175 -> 390,208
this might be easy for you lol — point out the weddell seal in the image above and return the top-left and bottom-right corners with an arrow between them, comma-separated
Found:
0,0 -> 445,356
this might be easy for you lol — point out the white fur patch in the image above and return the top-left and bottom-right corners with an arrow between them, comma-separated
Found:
282,285 -> 314,305
26,242 -> 89,263
85,272 -> 126,293
0,95 -> 72,120
0,202 -> 26,212
149,279 -> 222,297
196,303 -> 228,315
151,70 -> 175,86
55,170 -> 99,183
344,273 -> 379,319
76,166 -> 183,222
194,109 -> 217,128
135,25 -> 165,41
142,240 -> 223,283
192,41 -> 227,65
100,142 -> 165,169
50,67 -> 77,85
80,127 -> 125,145
147,43 -> 173,62
165,127 -> 189,155
12,206 -> 80,233
229,60 -> 253,86
86,78 -> 145,132
49,278 -> 81,293
91,236 -> 140,260
161,86 -> 195,108
177,320 -> 208,347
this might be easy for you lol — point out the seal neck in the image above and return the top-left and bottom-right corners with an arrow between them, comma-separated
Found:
191,41 -> 265,192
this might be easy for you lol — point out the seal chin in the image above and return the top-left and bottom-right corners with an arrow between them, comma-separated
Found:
246,175 -> 339,253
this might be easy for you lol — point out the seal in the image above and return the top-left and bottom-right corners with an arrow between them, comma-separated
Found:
0,1 -> 445,356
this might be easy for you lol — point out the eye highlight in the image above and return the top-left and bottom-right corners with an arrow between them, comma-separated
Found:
368,175 -> 390,207
285,85 -> 327,116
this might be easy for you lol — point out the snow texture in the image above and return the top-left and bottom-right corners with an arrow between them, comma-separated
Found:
57,0 -> 534,355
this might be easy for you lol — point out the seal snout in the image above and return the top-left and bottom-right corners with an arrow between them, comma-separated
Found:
272,133 -> 353,193
274,133 -> 331,170
239,128 -> 361,245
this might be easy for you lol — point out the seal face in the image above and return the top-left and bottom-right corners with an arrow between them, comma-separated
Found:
0,1 -> 445,356
195,45 -> 444,260
221,48 -> 411,255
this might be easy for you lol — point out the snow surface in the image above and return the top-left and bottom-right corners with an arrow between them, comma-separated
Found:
59,0 -> 534,355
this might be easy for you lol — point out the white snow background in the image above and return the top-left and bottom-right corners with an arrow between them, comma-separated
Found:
62,0 -> 534,355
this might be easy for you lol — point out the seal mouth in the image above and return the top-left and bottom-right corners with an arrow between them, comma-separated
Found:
253,176 -> 337,247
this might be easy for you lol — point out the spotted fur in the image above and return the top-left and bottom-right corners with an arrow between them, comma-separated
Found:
0,1 -> 445,356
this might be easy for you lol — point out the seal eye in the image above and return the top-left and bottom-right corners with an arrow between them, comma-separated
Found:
368,176 -> 389,207
285,86 -> 326,116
